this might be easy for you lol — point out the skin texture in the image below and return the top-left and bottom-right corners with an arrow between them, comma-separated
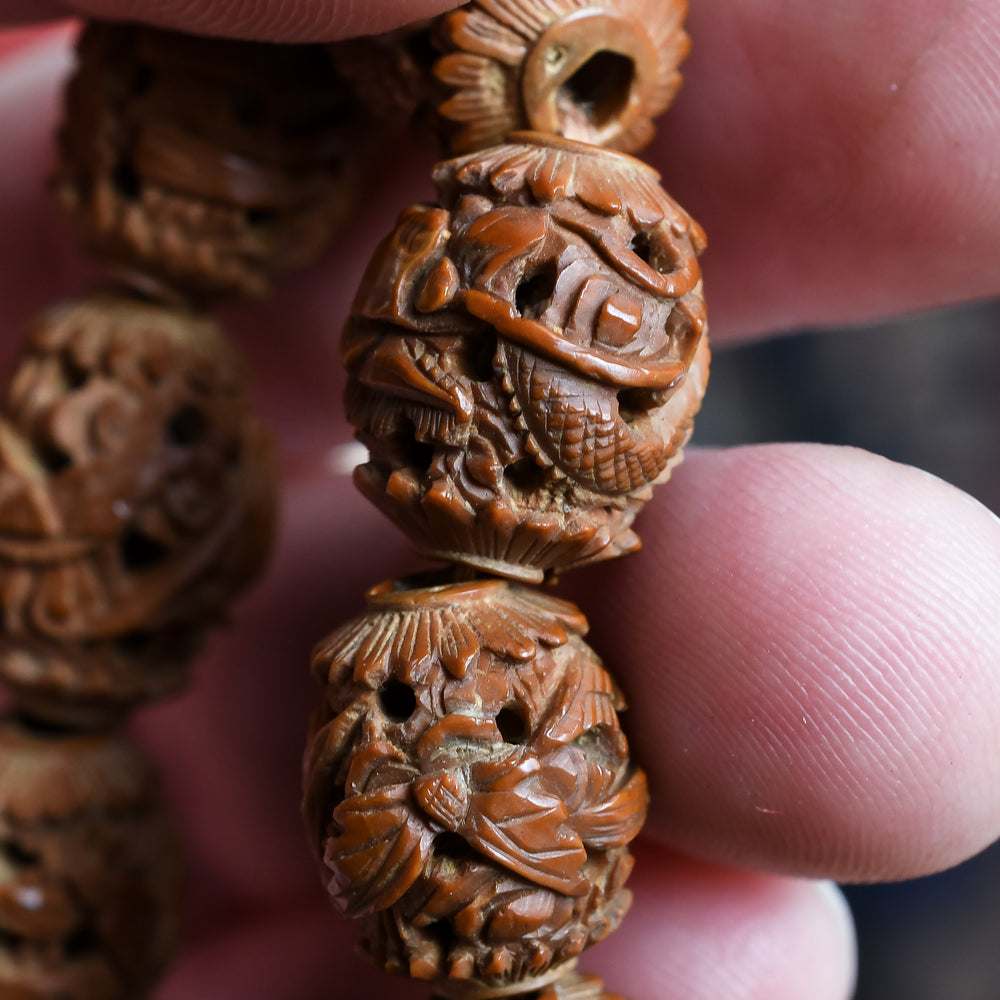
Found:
0,3 -> 997,998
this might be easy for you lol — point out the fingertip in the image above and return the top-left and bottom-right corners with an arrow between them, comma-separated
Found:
577,444 -> 1000,882
589,848 -> 856,1000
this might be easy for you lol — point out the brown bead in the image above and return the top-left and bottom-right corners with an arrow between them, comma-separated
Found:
0,716 -> 181,999
344,134 -> 708,582
304,574 -> 647,993
53,22 -> 369,303
0,293 -> 276,726
431,0 -> 690,154
330,20 -> 438,127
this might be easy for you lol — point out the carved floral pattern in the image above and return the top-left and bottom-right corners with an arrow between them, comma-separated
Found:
344,134 -> 709,581
304,576 -> 647,990
0,294 -> 275,724
433,0 -> 690,153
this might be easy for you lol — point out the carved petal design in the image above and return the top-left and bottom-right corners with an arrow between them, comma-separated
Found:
435,0 -> 690,154
572,767 -> 649,850
536,652 -> 626,753
464,756 -> 588,896
436,135 -> 703,249
329,783 -> 433,917
313,578 -> 587,686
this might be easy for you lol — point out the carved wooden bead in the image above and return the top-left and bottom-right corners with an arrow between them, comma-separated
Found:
0,717 -> 181,999
54,22 -> 367,303
0,293 -> 275,726
345,134 -> 709,582
433,0 -> 690,154
304,575 -> 647,994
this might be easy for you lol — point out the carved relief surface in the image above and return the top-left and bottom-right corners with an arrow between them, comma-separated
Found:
0,717 -> 181,999
433,0 -> 690,153
304,575 -> 647,992
54,22 -> 368,302
0,294 -> 275,724
345,134 -> 709,581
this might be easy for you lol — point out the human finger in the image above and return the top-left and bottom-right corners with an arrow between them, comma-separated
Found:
571,444 -> 1000,883
660,0 -> 1000,338
588,845 -> 856,1000
12,0 -> 463,40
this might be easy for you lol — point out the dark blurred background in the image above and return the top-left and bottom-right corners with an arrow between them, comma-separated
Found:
693,301 -> 1000,999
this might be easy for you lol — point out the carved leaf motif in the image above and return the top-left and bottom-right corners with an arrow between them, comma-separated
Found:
439,137 -> 703,246
328,784 -> 433,916
572,767 -> 648,850
464,756 -> 588,896
536,652 -> 625,752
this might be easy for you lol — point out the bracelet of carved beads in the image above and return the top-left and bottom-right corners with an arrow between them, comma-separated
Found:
312,3 -> 708,999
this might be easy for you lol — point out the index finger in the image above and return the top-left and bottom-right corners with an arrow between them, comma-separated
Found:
0,0 -> 463,39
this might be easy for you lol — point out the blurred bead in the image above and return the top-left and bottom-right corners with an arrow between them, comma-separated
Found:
54,22 -> 371,303
0,293 -> 275,726
0,716 -> 181,999
330,20 -> 438,127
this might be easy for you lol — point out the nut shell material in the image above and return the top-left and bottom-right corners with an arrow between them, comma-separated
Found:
0,294 -> 275,725
304,575 -> 647,992
0,717 -> 181,1000
433,0 -> 690,154
54,22 -> 367,302
345,134 -> 709,581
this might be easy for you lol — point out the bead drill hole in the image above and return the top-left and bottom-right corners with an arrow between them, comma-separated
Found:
111,158 -> 141,200
503,458 -> 548,494
120,529 -> 168,572
378,680 -> 417,723
561,51 -> 635,128
515,267 -> 558,320
433,832 -> 478,863
166,406 -> 208,446
496,705 -> 528,744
